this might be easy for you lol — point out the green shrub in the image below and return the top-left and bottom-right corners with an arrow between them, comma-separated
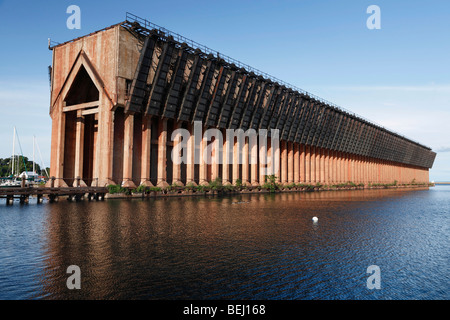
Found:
262,175 -> 280,192
107,184 -> 128,194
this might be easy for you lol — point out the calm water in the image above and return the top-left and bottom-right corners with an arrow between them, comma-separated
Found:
0,186 -> 448,300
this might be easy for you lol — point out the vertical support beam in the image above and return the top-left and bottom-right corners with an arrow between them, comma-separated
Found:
157,118 -> 169,188
251,135 -> 259,186
242,137 -> 250,186
259,132 -> 267,185
281,141 -> 288,185
122,112 -> 136,188
186,123 -> 197,186
345,153 -> 349,182
332,150 -> 337,184
311,147 -> 315,183
294,143 -> 300,184
320,148 -> 325,184
232,135 -> 240,185
96,94 -> 114,187
324,149 -> 329,185
288,142 -> 294,184
199,126 -> 209,186
223,129 -> 231,186
172,121 -> 184,186
211,135 -> 220,183
55,107 -> 67,187
141,116 -> 153,187
337,152 -> 342,183
299,144 -> 305,183
305,145 -> 311,184
73,110 -> 86,187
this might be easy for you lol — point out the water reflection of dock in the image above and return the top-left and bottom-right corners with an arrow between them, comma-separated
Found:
0,186 -> 108,205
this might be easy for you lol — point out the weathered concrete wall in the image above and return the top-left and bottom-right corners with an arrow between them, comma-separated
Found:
48,22 -> 435,188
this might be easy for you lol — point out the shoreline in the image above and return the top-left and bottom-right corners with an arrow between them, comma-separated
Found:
104,183 -> 434,200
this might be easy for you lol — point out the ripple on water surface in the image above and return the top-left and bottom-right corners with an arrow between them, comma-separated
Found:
0,187 -> 448,299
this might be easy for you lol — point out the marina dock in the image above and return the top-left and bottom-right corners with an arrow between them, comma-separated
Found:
0,186 -> 108,205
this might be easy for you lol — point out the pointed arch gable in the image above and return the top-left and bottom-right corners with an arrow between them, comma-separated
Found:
50,50 -> 113,115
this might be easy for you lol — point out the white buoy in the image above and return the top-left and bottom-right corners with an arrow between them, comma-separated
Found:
312,217 -> 319,223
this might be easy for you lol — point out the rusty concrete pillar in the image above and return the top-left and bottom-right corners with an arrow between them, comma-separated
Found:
55,109 -> 67,187
140,116 -> 153,187
157,118 -> 169,188
281,141 -> 288,185
199,126 -> 209,186
251,135 -> 259,186
96,95 -> 114,187
299,144 -> 305,183
232,136 -> 240,185
324,149 -> 329,185
73,110 -> 87,187
333,150 -> 337,184
186,123 -> 197,186
320,148 -> 325,184
172,121 -> 184,186
259,131 -> 267,185
316,147 -> 321,184
288,142 -> 294,184
294,143 -> 300,184
271,137 -> 281,183
211,135 -> 220,184
310,146 -> 315,183
122,112 -> 136,188
242,137 -> 250,186
305,145 -> 311,184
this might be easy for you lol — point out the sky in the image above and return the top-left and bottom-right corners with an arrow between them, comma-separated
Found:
0,0 -> 449,181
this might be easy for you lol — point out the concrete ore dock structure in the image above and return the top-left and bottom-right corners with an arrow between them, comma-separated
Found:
47,14 -> 436,189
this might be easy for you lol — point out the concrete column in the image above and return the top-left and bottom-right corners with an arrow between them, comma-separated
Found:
222,129 -> 231,185
343,153 -> 347,182
211,135 -> 220,183
140,116 -> 153,187
294,143 -> 300,184
305,145 -> 311,183
55,109 -> 67,187
259,133 -> 267,185
186,123 -> 197,186
335,151 -> 339,183
355,155 -> 359,184
172,121 -> 184,186
324,149 -> 329,185
272,138 -> 281,183
242,137 -> 250,186
232,136 -> 240,185
199,126 -> 209,186
333,151 -> 337,184
251,135 -> 259,186
122,112 -> 136,188
157,118 -> 169,188
287,142 -> 294,184
316,147 -> 321,184
320,148 -> 325,184
73,110 -> 87,187
96,94 -> 115,187
310,147 -> 316,183
299,144 -> 305,183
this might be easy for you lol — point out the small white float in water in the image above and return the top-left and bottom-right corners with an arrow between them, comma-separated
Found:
312,217 -> 319,223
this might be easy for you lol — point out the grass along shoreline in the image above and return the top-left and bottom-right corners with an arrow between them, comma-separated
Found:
106,176 -> 433,198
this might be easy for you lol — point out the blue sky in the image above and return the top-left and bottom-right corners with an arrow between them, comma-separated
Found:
0,0 -> 449,180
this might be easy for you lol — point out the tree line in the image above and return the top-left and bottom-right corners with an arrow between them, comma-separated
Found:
0,156 -> 49,177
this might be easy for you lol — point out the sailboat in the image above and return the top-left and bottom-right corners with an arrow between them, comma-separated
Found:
0,128 -> 47,187
1,127 -> 22,187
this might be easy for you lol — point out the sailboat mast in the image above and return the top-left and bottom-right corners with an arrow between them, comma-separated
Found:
33,135 -> 36,173
12,127 -> 16,177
